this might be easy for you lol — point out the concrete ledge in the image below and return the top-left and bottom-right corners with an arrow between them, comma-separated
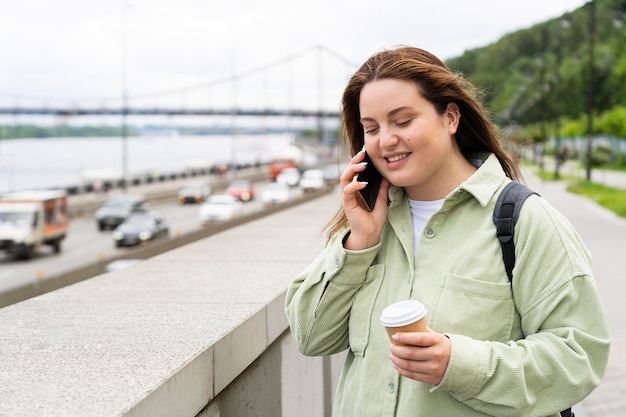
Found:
0,188 -> 341,416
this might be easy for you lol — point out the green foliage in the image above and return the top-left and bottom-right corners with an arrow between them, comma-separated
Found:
590,142 -> 614,165
446,0 -> 626,137
567,179 -> 626,218
596,106 -> 626,137
0,124 -> 138,139
0,124 -> 326,140
561,118 -> 584,137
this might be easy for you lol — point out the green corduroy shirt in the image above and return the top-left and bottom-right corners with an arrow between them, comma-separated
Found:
285,154 -> 610,417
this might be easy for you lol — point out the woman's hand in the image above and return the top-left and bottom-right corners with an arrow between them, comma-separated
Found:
340,149 -> 390,250
389,330 -> 451,385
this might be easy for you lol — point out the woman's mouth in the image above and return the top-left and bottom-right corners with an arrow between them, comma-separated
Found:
385,153 -> 410,163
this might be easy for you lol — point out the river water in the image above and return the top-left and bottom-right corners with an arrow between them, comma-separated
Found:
0,133 -> 294,193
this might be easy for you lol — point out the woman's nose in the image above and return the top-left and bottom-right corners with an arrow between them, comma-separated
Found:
379,127 -> 398,148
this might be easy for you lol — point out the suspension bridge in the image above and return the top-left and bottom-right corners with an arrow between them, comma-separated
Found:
0,45 -> 357,121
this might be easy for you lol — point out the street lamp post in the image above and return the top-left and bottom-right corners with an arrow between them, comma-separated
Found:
536,52 -> 547,173
317,45 -> 325,144
121,0 -> 130,192
229,12 -> 238,177
585,0 -> 595,182
554,13 -> 571,180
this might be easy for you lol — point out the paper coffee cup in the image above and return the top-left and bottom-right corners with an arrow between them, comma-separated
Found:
380,300 -> 428,343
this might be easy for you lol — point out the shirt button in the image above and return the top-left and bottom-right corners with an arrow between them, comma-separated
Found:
425,228 -> 436,238
388,382 -> 395,393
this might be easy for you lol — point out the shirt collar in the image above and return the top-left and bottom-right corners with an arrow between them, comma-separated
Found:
387,153 -> 508,209
458,153 -> 508,207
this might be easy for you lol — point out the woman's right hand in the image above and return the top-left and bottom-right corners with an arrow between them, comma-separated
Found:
340,149 -> 390,251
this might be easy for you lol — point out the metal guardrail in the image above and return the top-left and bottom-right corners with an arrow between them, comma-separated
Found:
65,166 -> 270,219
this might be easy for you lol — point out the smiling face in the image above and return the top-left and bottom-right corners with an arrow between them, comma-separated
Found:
359,78 -> 474,201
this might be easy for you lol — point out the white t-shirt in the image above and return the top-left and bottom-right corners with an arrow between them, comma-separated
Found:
408,198 -> 444,255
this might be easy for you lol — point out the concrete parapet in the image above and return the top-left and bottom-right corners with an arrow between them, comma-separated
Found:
0,189 -> 344,417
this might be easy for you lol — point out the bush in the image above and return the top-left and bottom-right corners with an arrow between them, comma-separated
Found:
590,142 -> 613,166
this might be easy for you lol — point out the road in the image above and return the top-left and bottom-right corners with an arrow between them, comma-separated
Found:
0,179 -> 306,297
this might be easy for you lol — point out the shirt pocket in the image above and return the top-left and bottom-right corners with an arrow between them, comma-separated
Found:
429,272 -> 516,342
349,263 -> 385,357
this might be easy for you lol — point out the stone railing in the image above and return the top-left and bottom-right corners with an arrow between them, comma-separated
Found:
0,191 -> 345,417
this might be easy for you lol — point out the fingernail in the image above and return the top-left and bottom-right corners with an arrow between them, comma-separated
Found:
359,181 -> 368,186
357,161 -> 368,167
389,356 -> 398,369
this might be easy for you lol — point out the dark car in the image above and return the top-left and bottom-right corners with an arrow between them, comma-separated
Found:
95,194 -> 147,231
225,180 -> 255,202
111,212 -> 169,247
176,182 -> 212,204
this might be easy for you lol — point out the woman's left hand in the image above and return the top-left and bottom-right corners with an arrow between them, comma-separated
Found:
388,330 -> 451,385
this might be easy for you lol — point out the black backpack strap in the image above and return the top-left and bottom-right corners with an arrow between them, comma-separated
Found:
493,182 -> 538,282
494,183 -> 571,417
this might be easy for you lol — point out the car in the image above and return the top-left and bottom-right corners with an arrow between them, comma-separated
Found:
322,163 -> 343,184
299,169 -> 325,192
260,182 -> 291,207
276,167 -> 301,187
198,194 -> 244,224
225,180 -> 255,202
176,181 -> 212,204
95,194 -> 147,231
111,212 -> 169,247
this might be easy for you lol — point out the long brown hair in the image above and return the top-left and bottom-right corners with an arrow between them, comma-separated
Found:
325,46 -> 522,240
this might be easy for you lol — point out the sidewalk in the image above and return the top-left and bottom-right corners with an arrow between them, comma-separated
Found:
522,165 -> 626,416
556,160 -> 626,189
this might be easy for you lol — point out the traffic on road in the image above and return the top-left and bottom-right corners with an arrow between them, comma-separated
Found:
0,173 -> 336,305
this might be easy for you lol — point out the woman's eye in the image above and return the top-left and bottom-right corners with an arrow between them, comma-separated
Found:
364,127 -> 379,134
395,119 -> 412,127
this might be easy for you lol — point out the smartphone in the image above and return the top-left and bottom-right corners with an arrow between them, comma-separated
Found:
356,151 -> 383,211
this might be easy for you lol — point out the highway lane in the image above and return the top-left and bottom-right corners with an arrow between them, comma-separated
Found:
0,180 -> 306,297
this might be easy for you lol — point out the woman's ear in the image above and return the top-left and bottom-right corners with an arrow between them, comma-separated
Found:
446,103 -> 460,135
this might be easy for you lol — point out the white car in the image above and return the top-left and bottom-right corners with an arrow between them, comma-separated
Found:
276,167 -> 301,187
261,182 -> 291,206
299,169 -> 325,192
198,194 -> 244,224
322,163 -> 343,184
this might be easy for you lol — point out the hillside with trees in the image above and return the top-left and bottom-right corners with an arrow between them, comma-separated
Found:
446,0 -> 626,150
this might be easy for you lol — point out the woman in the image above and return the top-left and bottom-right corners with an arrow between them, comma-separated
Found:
285,46 -> 610,416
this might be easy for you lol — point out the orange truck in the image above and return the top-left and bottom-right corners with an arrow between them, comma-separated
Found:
268,158 -> 296,181
268,145 -> 305,180
0,190 -> 68,260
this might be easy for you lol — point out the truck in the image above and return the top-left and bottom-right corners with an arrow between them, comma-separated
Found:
0,190 -> 68,260
268,145 -> 307,181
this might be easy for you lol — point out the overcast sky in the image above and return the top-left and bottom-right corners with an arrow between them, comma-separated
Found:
0,0 -> 588,112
